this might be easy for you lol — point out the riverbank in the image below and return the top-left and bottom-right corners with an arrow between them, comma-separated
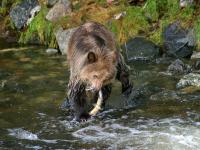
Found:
0,0 -> 200,51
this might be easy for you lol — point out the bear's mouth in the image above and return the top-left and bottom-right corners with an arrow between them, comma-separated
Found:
85,86 -> 96,92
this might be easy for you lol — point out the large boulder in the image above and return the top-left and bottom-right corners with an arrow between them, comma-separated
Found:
46,0 -> 71,22
124,37 -> 160,61
163,21 -> 196,58
55,27 -> 77,55
9,0 -> 40,30
176,73 -> 200,89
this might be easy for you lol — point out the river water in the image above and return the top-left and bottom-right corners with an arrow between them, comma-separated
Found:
0,46 -> 199,150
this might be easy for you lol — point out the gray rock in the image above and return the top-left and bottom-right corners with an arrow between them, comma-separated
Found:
194,60 -> 200,70
46,0 -> 71,22
124,37 -> 160,61
46,0 -> 58,7
163,21 -> 196,58
9,0 -> 40,30
167,59 -> 192,75
46,48 -> 59,55
26,5 -> 41,26
191,51 -> 200,60
55,27 -> 77,55
177,73 -> 200,89
180,0 -> 193,8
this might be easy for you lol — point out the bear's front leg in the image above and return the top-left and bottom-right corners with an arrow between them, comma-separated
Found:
116,53 -> 133,96
67,78 -> 89,121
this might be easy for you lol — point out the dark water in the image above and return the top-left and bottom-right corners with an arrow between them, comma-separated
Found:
0,47 -> 199,150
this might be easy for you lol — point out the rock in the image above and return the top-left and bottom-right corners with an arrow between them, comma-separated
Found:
176,73 -> 200,89
150,90 -> 181,101
9,0 -> 40,30
180,0 -> 193,8
124,37 -> 160,61
46,0 -> 58,7
55,27 -> 77,55
167,59 -> 192,75
46,48 -> 59,55
163,21 -> 196,58
191,51 -> 200,60
194,60 -> 200,70
46,0 -> 71,22
26,5 -> 41,26
114,11 -> 126,20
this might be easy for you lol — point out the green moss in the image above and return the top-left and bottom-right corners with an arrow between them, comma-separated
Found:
0,8 -> 7,16
167,0 -> 179,13
147,0 -> 197,46
143,0 -> 158,22
107,6 -> 149,43
1,0 -> 199,49
96,0 -> 107,5
19,6 -> 57,48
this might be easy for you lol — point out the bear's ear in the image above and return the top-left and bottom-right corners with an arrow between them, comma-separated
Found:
87,52 -> 96,63
110,51 -> 119,64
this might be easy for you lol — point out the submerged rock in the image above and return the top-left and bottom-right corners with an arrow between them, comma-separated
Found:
55,27 -> 77,55
167,59 -> 192,75
124,37 -> 160,62
194,60 -> 200,70
9,0 -> 40,30
163,21 -> 196,58
177,73 -> 200,89
150,90 -> 181,101
46,0 -> 72,22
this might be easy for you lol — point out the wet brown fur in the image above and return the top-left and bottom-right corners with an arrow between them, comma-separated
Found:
65,22 -> 132,121
67,22 -> 117,85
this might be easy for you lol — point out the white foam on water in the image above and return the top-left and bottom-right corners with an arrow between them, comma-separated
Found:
72,117 -> 200,150
8,128 -> 58,144
8,128 -> 38,140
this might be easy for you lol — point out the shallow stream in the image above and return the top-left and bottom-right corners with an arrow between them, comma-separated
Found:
0,46 -> 199,150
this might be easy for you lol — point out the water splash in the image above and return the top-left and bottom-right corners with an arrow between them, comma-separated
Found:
72,115 -> 200,150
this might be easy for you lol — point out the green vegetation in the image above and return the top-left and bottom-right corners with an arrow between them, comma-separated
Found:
19,6 -> 57,48
195,19 -> 200,49
0,0 -> 199,49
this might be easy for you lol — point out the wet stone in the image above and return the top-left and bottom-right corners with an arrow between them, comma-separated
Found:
177,73 -> 200,89
46,48 -> 59,55
9,0 -> 40,29
55,27 -> 77,55
167,59 -> 192,75
163,21 -> 196,58
150,90 -> 181,102
194,60 -> 200,70
124,37 -> 160,62
191,51 -> 200,60
46,0 -> 72,22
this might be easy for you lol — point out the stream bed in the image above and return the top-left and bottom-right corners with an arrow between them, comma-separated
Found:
0,47 -> 199,150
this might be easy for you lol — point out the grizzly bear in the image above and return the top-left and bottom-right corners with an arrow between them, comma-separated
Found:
66,22 -> 132,121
